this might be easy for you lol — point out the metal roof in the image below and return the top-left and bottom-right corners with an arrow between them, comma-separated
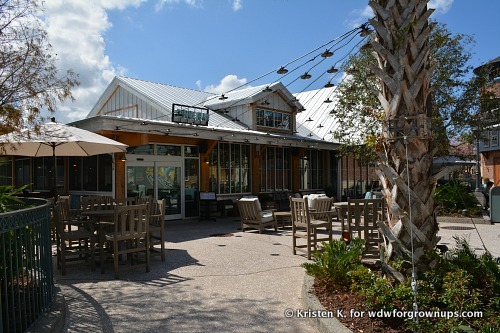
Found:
115,76 -> 214,112
295,88 -> 340,142
79,76 -> 340,150
203,81 -> 303,110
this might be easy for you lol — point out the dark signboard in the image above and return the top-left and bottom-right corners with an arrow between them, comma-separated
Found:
172,103 -> 209,126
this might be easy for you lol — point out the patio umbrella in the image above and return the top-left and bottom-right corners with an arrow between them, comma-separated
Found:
0,118 -> 127,196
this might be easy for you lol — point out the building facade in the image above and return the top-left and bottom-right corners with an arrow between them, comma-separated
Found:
0,76 -> 378,219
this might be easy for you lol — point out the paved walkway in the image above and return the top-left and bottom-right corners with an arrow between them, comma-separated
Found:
54,216 -> 500,333
55,217 -> 318,333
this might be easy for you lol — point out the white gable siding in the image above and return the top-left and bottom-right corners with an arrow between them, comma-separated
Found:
97,86 -> 166,121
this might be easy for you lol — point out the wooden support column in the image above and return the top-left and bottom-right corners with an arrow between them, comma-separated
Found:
292,147 -> 305,193
252,144 -> 265,194
115,153 -> 126,199
200,140 -> 218,192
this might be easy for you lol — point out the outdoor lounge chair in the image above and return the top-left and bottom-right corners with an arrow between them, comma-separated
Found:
237,197 -> 277,233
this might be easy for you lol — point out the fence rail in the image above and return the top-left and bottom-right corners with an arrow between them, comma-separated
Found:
0,198 -> 53,333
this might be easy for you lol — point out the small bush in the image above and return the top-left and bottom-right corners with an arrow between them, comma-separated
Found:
434,181 -> 481,216
302,238 -> 365,288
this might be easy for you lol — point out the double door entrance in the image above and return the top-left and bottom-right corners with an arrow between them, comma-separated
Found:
127,159 -> 186,220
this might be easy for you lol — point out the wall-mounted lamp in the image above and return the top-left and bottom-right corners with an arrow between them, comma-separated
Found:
204,158 -> 209,165
120,155 -> 127,162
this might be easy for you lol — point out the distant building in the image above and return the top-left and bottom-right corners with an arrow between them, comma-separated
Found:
474,56 -> 500,186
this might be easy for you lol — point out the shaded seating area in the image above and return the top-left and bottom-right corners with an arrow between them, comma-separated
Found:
290,197 -> 333,260
237,197 -> 278,233
54,199 -> 96,275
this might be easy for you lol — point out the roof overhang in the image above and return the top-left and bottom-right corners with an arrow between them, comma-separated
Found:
70,116 -> 340,151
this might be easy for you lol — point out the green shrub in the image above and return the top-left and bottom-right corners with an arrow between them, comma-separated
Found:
0,184 -> 28,213
302,238 -> 365,288
434,181 -> 481,215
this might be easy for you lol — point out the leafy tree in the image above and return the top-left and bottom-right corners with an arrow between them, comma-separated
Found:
330,0 -> 499,276
0,0 -> 79,135
332,22 -> 499,155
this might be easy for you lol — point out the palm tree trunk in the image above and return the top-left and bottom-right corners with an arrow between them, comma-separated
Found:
369,0 -> 440,274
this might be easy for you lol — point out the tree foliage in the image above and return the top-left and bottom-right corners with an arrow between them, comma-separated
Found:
0,0 -> 79,135
331,22 -> 499,159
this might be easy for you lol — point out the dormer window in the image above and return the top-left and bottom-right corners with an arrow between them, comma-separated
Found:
256,108 -> 291,130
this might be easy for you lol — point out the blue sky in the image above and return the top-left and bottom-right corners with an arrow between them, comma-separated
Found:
40,0 -> 500,124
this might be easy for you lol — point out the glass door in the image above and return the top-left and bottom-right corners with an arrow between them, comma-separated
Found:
156,162 -> 183,220
126,163 -> 154,199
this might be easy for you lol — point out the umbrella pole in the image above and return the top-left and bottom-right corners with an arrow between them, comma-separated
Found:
52,143 -> 57,201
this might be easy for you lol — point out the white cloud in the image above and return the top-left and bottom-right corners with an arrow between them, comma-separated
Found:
347,5 -> 374,29
155,0 -> 203,11
232,0 -> 242,12
428,0 -> 454,14
203,75 -> 247,94
39,0 -> 146,123
195,80 -> 202,90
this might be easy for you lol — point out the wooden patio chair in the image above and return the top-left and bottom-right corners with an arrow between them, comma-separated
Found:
237,197 -> 277,233
113,197 -> 136,206
309,197 -> 336,223
148,199 -> 166,261
55,199 -> 95,275
102,204 -> 150,279
346,198 -> 384,264
290,197 -> 333,260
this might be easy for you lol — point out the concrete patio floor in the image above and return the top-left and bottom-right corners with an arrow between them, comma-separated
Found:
52,215 -> 499,333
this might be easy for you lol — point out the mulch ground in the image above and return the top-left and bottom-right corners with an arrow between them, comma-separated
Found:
312,280 -> 410,333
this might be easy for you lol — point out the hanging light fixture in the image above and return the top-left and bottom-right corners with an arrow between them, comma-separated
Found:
327,66 -> 338,74
324,81 -> 334,88
219,94 -> 228,100
360,43 -> 371,51
360,24 -> 373,37
324,98 -> 332,103
321,49 -> 333,58
300,72 -> 312,80
277,66 -> 288,74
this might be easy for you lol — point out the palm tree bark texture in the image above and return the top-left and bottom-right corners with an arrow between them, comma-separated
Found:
368,0 -> 440,275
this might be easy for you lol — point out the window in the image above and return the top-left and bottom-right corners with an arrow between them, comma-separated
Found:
157,145 -> 181,156
209,143 -> 251,194
14,158 -> 31,189
256,108 -> 291,130
491,130 -> 498,147
260,147 -> 291,192
0,158 -> 12,186
299,150 -> 324,191
33,157 -> 64,191
69,155 -> 112,191
127,144 -> 154,155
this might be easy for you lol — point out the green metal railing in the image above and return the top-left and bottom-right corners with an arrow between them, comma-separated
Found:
0,198 -> 53,333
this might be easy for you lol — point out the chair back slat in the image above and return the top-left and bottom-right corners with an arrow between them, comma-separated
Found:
149,199 -> 166,227
290,197 -> 310,227
113,204 -> 149,239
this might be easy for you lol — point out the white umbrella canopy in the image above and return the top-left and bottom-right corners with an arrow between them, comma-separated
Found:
0,118 -> 127,156
0,118 -> 127,197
